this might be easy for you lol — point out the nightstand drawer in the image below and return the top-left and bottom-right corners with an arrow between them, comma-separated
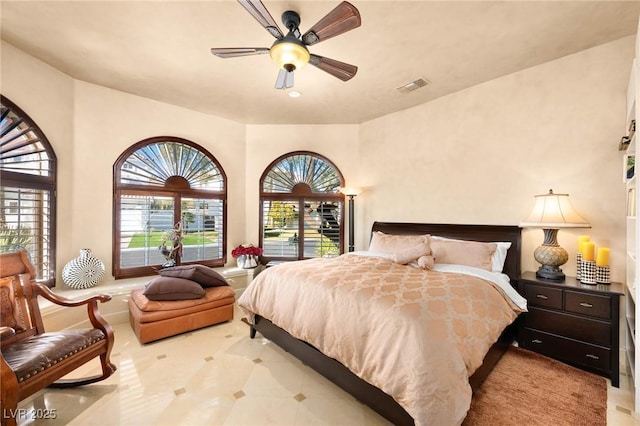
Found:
564,290 -> 611,320
523,283 -> 562,309
521,328 -> 611,372
523,307 -> 611,346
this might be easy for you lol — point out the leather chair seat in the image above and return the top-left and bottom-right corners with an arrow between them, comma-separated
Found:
2,329 -> 105,383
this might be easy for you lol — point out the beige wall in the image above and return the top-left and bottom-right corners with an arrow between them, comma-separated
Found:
359,36 -> 635,281
2,41 -> 246,281
2,41 -> 76,280
71,82 -> 246,277
1,34 -> 635,283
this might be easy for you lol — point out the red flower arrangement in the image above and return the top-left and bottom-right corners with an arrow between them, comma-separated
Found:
231,244 -> 263,258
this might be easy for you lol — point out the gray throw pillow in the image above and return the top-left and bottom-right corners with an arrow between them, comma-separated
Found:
158,265 -> 228,288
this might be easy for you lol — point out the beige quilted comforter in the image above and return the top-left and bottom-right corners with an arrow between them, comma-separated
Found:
237,254 -> 524,426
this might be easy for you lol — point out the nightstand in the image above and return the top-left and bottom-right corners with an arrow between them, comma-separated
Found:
518,271 -> 624,387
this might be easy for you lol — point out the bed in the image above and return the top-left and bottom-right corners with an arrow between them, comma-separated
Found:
237,222 -> 525,426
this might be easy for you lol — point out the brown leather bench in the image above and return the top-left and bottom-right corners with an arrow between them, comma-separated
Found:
128,285 -> 235,344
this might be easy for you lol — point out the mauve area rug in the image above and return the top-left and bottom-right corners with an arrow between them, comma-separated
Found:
463,346 -> 607,426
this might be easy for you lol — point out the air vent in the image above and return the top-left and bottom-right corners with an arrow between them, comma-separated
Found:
396,78 -> 429,94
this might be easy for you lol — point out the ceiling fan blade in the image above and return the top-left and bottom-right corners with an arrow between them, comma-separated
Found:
210,47 -> 270,58
302,1 -> 361,46
309,54 -> 357,81
275,69 -> 294,90
237,0 -> 284,39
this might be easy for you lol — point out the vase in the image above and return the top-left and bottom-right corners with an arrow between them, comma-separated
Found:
62,249 -> 106,289
580,260 -> 596,285
236,254 -> 259,269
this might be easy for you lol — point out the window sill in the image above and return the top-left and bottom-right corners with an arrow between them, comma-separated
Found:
39,265 -> 262,329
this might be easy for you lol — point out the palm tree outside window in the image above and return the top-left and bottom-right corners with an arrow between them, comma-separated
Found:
0,96 -> 57,287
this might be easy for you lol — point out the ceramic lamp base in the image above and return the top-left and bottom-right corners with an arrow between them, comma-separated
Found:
533,229 -> 568,281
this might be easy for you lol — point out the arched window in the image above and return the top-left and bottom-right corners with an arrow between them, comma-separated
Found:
113,137 -> 227,279
0,96 -> 57,286
260,151 -> 344,261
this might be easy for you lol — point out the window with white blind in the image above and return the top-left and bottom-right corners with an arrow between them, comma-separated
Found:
113,137 -> 226,279
260,151 -> 344,262
0,96 -> 57,286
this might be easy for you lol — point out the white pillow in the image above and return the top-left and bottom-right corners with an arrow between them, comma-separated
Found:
430,235 -> 511,273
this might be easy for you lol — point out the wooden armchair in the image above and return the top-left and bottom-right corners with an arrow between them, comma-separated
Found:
0,250 -> 116,426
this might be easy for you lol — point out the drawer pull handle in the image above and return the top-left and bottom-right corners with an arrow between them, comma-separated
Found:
579,302 -> 593,308
531,339 -> 542,344
536,294 -> 548,300
586,354 -> 600,360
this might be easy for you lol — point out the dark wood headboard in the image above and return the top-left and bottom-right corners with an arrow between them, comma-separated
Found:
371,222 -> 522,284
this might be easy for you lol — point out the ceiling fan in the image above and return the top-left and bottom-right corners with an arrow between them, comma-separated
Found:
211,0 -> 361,90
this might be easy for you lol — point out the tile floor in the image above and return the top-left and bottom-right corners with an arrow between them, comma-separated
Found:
14,307 -> 640,425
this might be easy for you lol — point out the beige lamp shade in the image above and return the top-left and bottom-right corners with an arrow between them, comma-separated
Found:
520,189 -> 590,281
520,189 -> 590,229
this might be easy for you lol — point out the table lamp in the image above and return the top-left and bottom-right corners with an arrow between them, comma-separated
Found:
520,189 -> 591,280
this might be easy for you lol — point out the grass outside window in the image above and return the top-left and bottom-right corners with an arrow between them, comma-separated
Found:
128,231 -> 219,248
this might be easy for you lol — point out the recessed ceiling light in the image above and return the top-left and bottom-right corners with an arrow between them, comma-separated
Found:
288,91 -> 301,98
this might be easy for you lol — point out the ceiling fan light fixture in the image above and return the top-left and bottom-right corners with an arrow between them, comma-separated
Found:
211,1 -> 361,89
270,36 -> 310,72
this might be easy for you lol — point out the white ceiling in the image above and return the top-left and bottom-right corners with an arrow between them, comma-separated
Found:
2,1 -> 639,125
